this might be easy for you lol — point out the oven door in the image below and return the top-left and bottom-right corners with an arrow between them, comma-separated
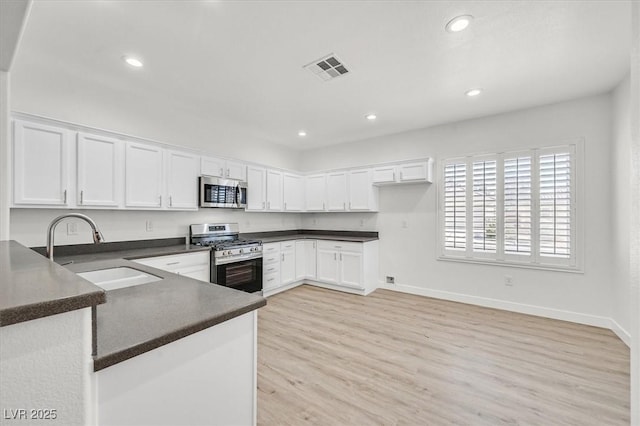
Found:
212,256 -> 262,293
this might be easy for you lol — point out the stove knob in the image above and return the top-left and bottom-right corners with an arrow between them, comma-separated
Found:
239,248 -> 244,254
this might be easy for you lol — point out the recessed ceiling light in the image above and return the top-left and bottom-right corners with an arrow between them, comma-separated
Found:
123,56 -> 143,68
465,88 -> 482,97
445,15 -> 473,33
365,114 -> 377,121
298,130 -> 307,137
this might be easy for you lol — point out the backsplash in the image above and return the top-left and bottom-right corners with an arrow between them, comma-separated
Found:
10,208 -> 302,247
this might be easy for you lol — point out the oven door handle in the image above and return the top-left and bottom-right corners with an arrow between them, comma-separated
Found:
215,253 -> 263,265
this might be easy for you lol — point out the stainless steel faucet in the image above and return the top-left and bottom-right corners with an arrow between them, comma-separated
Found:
46,213 -> 105,261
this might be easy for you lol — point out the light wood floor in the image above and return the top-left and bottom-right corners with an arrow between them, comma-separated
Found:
257,285 -> 630,426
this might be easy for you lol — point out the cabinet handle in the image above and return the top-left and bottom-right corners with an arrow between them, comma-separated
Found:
343,202 -> 346,210
226,168 -> 230,177
169,196 -> 173,207
313,242 -> 316,248
219,167 -> 223,176
281,253 -> 284,261
340,253 -> 343,261
63,189 -> 67,204
334,253 -> 337,260
267,278 -> 274,282
267,267 -> 275,272
262,201 -> 265,209
400,171 -> 403,180
159,195 -> 162,205
80,190 -> 84,204
335,246 -> 342,249
284,202 -> 287,210
393,172 -> 396,181
166,261 -> 180,266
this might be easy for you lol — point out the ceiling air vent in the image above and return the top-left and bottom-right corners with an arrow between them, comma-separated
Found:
304,53 -> 350,81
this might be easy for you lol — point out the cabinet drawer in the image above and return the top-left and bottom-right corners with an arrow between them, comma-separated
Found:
316,240 -> 363,253
263,252 -> 280,265
263,243 -> 280,254
263,262 -> 280,275
133,251 -> 210,271
263,271 -> 280,290
280,241 -> 295,251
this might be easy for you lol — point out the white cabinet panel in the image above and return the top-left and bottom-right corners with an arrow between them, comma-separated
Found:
326,172 -> 348,211
133,251 -> 210,283
167,150 -> 199,210
13,120 -> 71,206
305,174 -> 326,211
348,169 -> 378,211
77,132 -> 122,207
201,156 -> 225,178
316,248 -> 339,284
372,166 -> 396,184
266,170 -> 283,211
283,173 -> 304,211
281,249 -> 296,285
398,161 -> 431,182
226,160 -> 246,181
296,240 -> 317,280
202,157 -> 246,181
339,251 -> 363,288
246,166 -> 266,211
125,142 -> 164,208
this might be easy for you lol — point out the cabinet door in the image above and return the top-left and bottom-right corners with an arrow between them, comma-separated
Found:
125,142 -> 164,208
246,166 -> 266,211
372,166 -> 397,184
266,170 -> 283,211
13,120 -> 71,206
283,173 -> 304,211
305,174 -> 326,211
225,160 -> 246,181
201,156 -> 225,178
77,132 -> 122,207
326,172 -> 348,211
281,249 -> 296,285
304,240 -> 317,279
167,150 -> 199,210
340,251 -> 363,289
348,169 -> 373,211
295,241 -> 306,281
398,161 -> 430,182
316,248 -> 339,284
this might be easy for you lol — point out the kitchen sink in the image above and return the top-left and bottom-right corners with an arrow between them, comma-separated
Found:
77,267 -> 162,291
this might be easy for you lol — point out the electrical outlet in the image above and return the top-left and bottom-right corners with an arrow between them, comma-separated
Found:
386,276 -> 395,284
401,220 -> 408,228
66,222 -> 78,236
146,220 -> 153,232
504,275 -> 514,286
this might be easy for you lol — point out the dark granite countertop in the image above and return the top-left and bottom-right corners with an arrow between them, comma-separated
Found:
65,259 -> 265,371
241,229 -> 379,244
0,241 -> 106,327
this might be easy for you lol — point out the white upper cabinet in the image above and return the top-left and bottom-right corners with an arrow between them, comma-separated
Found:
348,169 -> 378,211
77,132 -> 123,208
283,173 -> 304,212
166,150 -> 200,210
246,166 -> 266,211
372,159 -> 434,184
266,169 -> 283,211
305,174 -> 326,212
13,120 -> 72,206
326,172 -> 348,211
201,156 -> 247,181
125,142 -> 164,208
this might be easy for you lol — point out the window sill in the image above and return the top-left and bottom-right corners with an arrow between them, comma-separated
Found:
437,255 -> 583,274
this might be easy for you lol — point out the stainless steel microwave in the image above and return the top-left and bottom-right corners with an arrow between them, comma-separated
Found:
199,176 -> 247,209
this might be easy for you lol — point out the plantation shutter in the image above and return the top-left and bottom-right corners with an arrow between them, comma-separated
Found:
472,159 -> 497,253
443,162 -> 467,251
504,156 -> 532,256
539,150 -> 572,259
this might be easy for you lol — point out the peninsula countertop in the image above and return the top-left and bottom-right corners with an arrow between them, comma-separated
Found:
0,240 -> 106,327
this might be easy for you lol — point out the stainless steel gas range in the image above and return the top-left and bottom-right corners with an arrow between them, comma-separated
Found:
190,223 -> 263,293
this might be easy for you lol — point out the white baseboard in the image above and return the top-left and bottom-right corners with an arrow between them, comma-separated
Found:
379,283 -> 631,347
609,318 -> 631,347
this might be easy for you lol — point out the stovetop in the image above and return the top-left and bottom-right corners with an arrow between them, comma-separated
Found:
194,238 -> 262,251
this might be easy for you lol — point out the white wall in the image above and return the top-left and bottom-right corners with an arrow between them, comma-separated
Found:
300,94 -> 617,326
0,308 -> 93,426
0,71 -> 10,240
611,73 -> 632,338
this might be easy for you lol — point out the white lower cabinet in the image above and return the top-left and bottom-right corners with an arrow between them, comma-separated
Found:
132,251 -> 210,282
264,238 -> 378,297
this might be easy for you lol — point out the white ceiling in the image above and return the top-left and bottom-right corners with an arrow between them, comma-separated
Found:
11,0 -> 632,150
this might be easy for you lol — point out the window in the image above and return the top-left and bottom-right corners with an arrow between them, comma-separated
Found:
439,143 -> 581,271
